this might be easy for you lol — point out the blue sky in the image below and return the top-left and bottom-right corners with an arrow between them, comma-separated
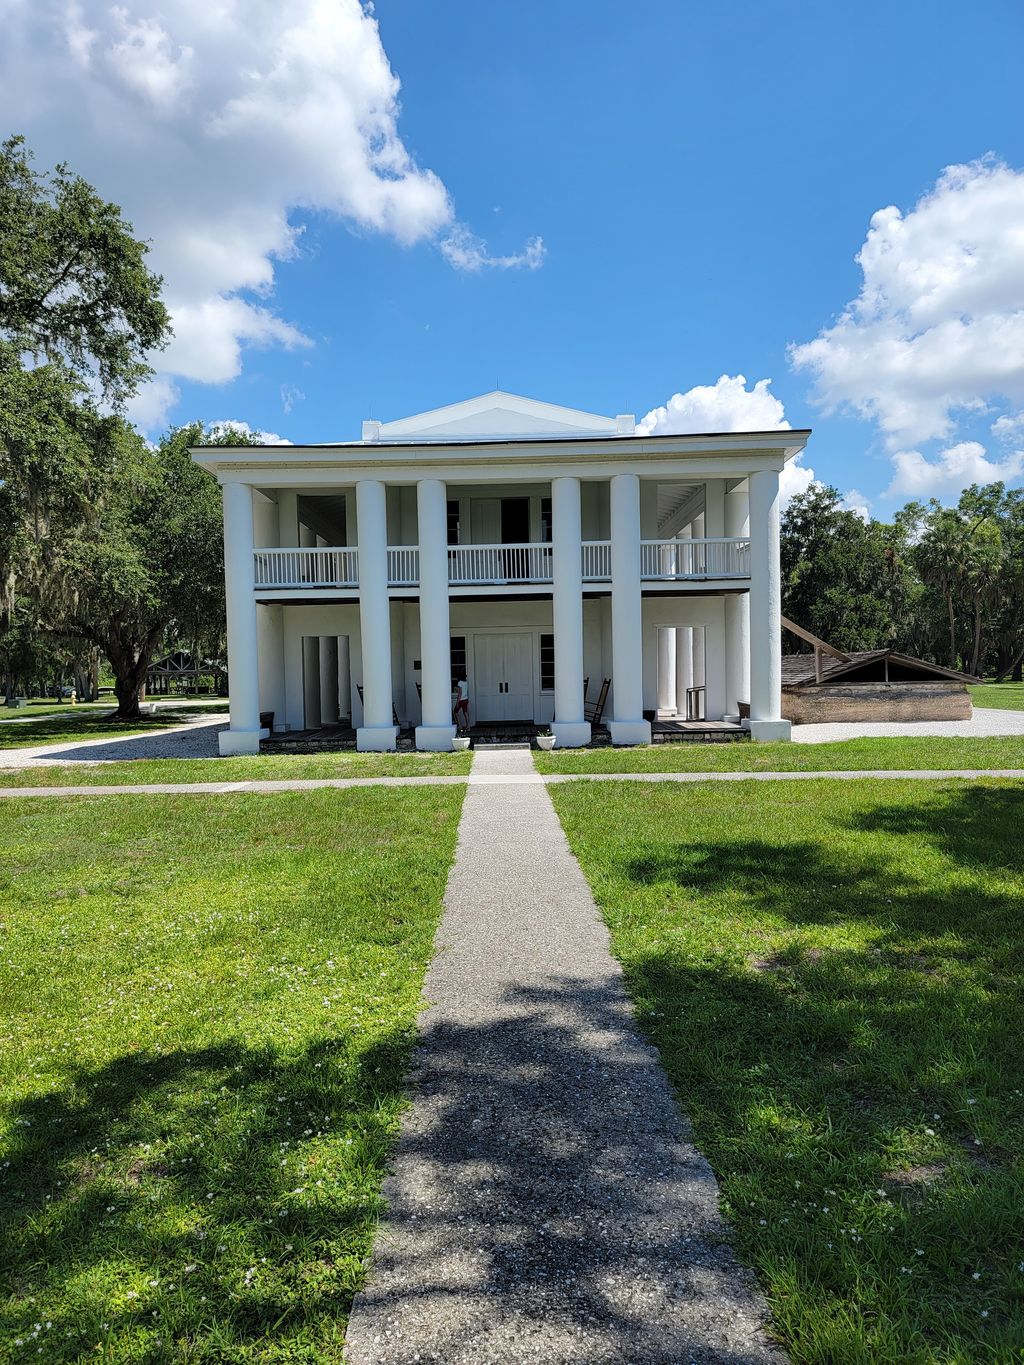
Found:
4,0 -> 1024,513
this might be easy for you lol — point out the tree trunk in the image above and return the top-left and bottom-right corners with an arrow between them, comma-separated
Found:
970,601 -> 983,677
105,626 -> 162,719
946,592 -> 957,670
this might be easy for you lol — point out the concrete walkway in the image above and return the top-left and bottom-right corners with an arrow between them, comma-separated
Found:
1,767 -> 1024,799
342,747 -> 785,1365
0,714 -> 226,767
791,705 -> 1024,742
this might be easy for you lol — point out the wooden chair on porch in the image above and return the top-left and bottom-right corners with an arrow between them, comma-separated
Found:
355,684 -> 401,728
583,677 -> 610,726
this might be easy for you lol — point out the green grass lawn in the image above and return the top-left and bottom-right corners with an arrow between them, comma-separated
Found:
0,751 -> 473,787
0,710 -> 209,750
970,682 -> 1024,711
550,777 -> 1024,1363
535,735 -> 1024,775
1,701 -> 116,720
0,787 -> 464,1361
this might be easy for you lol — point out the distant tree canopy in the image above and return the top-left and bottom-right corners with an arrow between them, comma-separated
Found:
781,482 -> 1024,679
0,134 -> 169,401
0,138 -> 252,716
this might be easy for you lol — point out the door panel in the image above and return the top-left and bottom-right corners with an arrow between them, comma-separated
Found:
471,499 -> 501,543
503,633 -> 534,720
472,633 -> 535,722
473,633 -> 505,722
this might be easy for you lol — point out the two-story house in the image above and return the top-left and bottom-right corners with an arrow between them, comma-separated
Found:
192,391 -> 810,754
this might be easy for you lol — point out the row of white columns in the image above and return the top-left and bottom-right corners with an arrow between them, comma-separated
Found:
218,468 -> 789,755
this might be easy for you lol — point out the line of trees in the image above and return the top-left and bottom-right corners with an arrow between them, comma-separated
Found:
781,482 -> 1024,679
1,135 -> 256,716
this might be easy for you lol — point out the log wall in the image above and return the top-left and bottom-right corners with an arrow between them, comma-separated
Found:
782,681 -> 972,725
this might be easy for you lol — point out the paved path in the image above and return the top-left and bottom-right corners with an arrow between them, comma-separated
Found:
0,714 -> 226,767
342,747 -> 784,1365
792,706 -> 1024,742
1,767 -> 1023,798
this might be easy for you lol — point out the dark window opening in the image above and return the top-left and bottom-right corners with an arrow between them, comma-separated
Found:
500,497 -> 530,543
450,636 -> 467,688
540,633 -> 555,691
447,499 -> 461,546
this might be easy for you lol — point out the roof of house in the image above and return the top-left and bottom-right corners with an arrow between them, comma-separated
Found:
781,649 -> 978,688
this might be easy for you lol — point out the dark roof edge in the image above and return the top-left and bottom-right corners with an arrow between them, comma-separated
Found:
191,428 -> 812,453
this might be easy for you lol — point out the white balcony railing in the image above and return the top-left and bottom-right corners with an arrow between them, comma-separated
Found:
254,546 -> 358,588
253,537 -> 751,590
387,546 -> 420,586
640,538 -> 750,579
447,543 -> 554,585
581,541 -> 611,581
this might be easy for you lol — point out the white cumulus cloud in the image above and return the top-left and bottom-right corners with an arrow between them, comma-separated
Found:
885,441 -> 1024,501
790,156 -> 1024,452
637,374 -> 813,506
3,0 -> 542,430
208,420 -> 291,446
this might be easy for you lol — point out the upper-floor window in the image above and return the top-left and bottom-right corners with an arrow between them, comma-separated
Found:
540,497 -> 552,544
447,499 -> 461,546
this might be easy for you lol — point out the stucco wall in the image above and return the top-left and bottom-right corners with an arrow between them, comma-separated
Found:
782,681 -> 971,725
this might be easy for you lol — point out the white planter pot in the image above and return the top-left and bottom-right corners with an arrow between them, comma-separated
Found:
451,736 -> 472,752
535,734 -> 556,751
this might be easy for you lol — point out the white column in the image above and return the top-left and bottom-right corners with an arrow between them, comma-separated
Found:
415,478 -> 457,751
658,630 -> 676,714
676,626 -> 694,715
551,476 -> 591,747
724,484 -> 751,720
656,540 -> 677,716
748,468 -> 790,740
219,481 -> 261,755
674,526 -> 693,716
316,535 -> 339,725
337,636 -> 352,723
319,635 -> 339,726
299,523 -> 321,728
356,479 -> 397,750
608,474 -> 651,745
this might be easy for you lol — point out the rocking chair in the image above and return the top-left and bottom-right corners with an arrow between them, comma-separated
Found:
355,683 -> 401,728
583,677 -> 610,726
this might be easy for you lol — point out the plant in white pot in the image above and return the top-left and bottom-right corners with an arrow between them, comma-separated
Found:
535,727 -> 556,752
452,734 -> 472,751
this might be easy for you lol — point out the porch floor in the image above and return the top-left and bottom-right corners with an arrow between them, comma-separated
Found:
261,717 -> 747,751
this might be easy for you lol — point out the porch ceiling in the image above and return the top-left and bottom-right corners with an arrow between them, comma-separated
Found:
657,481 -> 702,531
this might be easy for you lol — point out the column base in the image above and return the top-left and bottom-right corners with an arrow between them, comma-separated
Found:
748,718 -> 792,742
415,723 -> 457,752
551,720 -> 592,748
608,719 -> 652,746
357,725 -> 399,752
218,727 -> 265,756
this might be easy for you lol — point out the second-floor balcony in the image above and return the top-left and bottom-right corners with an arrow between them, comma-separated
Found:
252,537 -> 750,592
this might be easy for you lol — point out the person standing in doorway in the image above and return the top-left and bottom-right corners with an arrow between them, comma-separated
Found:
454,671 -> 470,733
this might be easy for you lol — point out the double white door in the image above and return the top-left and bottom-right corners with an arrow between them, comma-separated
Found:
474,633 -> 534,722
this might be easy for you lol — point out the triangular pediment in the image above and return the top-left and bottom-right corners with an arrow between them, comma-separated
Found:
370,391 -> 630,442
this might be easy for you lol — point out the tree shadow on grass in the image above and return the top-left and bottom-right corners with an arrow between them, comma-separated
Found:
606,782 -> 1024,1358
0,1032 -> 409,1360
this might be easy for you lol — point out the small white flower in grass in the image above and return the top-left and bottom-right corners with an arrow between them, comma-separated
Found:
981,1310 -> 989,1318
973,1272 -> 982,1280
925,1128 -> 935,1136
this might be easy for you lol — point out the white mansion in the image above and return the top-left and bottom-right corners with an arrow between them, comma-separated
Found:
192,391 -> 809,754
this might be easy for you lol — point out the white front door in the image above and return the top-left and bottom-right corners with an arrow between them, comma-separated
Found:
473,633 -> 534,722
